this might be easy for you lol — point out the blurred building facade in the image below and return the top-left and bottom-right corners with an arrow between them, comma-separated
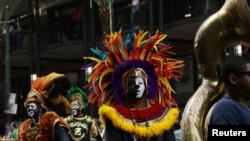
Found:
2,0 -> 247,121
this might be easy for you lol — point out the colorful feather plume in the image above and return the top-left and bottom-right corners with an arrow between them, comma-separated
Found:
81,29 -> 184,107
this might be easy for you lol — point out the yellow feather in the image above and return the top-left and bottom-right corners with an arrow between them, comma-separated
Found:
136,31 -> 148,47
99,105 -> 179,138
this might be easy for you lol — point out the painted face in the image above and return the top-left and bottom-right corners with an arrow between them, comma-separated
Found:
26,102 -> 41,118
71,102 -> 80,116
127,76 -> 145,98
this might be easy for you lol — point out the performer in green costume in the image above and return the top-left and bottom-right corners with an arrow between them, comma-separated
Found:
65,86 -> 102,141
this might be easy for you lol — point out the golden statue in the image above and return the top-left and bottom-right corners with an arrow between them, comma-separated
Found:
182,0 -> 250,141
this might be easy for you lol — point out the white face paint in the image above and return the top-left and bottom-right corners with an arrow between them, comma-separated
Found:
128,76 -> 145,98
134,77 -> 145,98
71,103 -> 80,116
26,102 -> 40,118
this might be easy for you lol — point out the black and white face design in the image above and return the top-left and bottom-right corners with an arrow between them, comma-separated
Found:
26,102 -> 41,118
127,76 -> 146,98
71,102 -> 80,116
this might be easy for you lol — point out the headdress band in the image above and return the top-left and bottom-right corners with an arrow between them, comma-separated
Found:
122,68 -> 148,94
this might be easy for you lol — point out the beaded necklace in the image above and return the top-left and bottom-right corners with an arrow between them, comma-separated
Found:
127,98 -> 150,141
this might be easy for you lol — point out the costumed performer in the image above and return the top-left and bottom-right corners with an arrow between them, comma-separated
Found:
18,72 -> 72,141
81,29 -> 184,141
65,86 -> 102,141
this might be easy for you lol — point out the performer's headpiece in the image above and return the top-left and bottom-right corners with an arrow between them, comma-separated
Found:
67,86 -> 88,109
122,68 -> 148,94
24,72 -> 71,114
81,30 -> 184,107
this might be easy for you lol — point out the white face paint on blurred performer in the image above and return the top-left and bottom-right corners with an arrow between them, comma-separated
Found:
26,102 -> 40,118
71,102 -> 80,116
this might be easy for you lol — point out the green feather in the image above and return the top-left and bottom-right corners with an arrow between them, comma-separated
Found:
67,86 -> 88,107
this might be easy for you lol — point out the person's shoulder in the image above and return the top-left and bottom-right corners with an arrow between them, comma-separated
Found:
85,115 -> 94,120
214,96 -> 239,107
18,119 -> 32,131
210,96 -> 242,117
64,115 -> 73,121
85,115 -> 98,122
19,119 -> 32,125
42,111 -> 62,119
44,111 -> 58,115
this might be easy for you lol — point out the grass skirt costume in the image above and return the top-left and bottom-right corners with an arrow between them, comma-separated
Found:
82,30 -> 184,141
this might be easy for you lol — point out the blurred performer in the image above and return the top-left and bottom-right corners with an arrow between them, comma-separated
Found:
65,86 -> 102,141
9,121 -> 19,140
82,30 -> 184,141
128,0 -> 140,27
18,72 -> 72,141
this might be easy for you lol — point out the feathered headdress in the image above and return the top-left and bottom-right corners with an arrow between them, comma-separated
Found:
24,72 -> 71,115
81,29 -> 184,107
67,86 -> 88,109
24,78 -> 48,111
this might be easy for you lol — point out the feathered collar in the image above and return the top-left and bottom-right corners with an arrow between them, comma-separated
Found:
98,104 -> 179,137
